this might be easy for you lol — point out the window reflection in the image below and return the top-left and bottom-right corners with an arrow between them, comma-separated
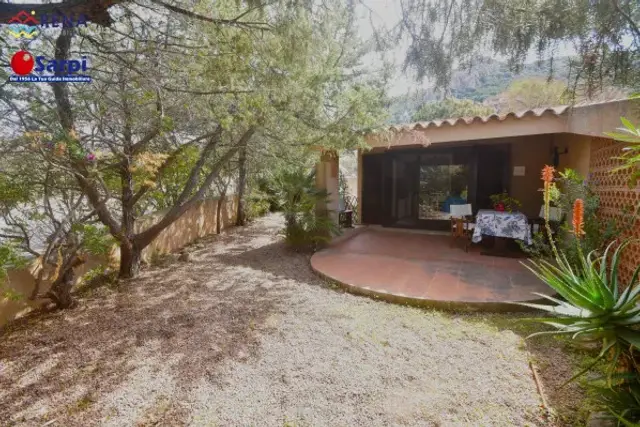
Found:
418,154 -> 469,220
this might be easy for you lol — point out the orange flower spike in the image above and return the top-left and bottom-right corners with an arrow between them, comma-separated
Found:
540,165 -> 560,259
541,165 -> 555,184
572,198 -> 586,237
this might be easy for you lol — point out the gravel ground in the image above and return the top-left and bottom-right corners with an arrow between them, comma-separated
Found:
0,214 -> 585,426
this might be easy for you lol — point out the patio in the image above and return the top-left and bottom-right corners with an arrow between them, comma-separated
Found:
310,228 -> 550,311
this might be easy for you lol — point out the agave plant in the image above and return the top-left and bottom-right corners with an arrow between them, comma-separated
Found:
522,166 -> 640,381
522,239 -> 640,381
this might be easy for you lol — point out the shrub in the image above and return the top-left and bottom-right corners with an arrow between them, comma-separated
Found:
0,243 -> 28,300
606,113 -> 640,187
272,167 -> 339,250
522,168 -> 624,268
246,190 -> 272,221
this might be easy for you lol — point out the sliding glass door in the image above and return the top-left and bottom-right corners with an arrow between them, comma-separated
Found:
377,145 -> 505,230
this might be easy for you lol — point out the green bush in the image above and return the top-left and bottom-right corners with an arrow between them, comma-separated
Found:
246,190 -> 272,221
272,167 -> 339,250
0,243 -> 28,301
522,168 -> 624,267
606,111 -> 640,187
524,240 -> 640,424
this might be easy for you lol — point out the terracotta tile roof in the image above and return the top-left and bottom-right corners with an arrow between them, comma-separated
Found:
385,106 -> 570,132
379,99 -> 630,133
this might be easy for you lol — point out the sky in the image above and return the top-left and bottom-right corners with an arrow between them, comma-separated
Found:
355,0 -> 417,97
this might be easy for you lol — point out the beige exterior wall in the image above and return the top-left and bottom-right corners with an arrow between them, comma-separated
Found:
509,135 -> 553,217
553,133 -> 592,177
568,99 -> 640,137
1,256 -> 105,329
0,196 -> 238,328
315,151 -> 340,224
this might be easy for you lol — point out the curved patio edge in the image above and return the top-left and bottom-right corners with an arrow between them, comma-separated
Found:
310,258 -> 547,313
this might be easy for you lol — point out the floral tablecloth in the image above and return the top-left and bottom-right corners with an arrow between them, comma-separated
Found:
471,209 -> 532,245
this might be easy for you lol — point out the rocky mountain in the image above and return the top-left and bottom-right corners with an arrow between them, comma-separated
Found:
387,56 -> 573,124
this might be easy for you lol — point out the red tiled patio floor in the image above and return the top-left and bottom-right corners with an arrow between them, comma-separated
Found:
310,229 -> 551,310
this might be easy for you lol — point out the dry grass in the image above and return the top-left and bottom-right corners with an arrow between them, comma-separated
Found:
0,214 -> 589,426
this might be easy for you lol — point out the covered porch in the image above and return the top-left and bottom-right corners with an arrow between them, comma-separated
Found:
311,99 -> 638,310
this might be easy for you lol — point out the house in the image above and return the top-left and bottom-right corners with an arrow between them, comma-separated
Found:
313,98 -> 639,307
357,99 -> 637,226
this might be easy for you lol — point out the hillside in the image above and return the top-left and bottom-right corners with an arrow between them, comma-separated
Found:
387,56 -> 572,124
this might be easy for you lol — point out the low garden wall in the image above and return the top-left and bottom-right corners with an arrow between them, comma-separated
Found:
0,196 -> 238,328
136,196 -> 238,260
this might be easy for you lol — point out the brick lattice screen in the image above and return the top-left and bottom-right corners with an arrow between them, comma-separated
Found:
589,137 -> 640,284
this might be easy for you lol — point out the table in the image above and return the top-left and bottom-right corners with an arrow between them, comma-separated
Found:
472,209 -> 532,246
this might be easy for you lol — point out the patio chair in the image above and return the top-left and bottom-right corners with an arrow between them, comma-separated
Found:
450,204 -> 475,252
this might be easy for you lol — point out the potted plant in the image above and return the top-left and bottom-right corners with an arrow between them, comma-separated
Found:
489,192 -> 522,212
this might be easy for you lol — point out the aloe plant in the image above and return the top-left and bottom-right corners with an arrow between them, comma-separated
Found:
524,165 -> 640,425
591,370 -> 640,426
522,239 -> 640,381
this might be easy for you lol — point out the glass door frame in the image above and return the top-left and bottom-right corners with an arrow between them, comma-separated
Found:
381,146 -> 480,230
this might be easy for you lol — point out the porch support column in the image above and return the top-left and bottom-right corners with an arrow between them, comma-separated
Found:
315,149 -> 340,229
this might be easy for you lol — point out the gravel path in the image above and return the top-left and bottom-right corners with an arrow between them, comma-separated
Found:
0,214 -> 583,426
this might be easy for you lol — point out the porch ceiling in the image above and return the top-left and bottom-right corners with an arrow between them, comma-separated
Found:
366,98 -> 638,149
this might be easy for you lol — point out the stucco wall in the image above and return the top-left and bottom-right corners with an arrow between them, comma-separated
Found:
509,135 -> 553,217
316,151 -> 340,224
553,133 -> 592,177
0,196 -> 238,328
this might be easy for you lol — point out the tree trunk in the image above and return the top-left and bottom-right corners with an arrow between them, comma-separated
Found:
47,253 -> 86,309
236,145 -> 247,226
119,242 -> 142,279
216,189 -> 226,235
48,268 -> 76,309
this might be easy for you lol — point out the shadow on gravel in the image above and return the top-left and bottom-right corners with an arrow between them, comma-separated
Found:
212,241 -> 325,286
0,240 -> 283,426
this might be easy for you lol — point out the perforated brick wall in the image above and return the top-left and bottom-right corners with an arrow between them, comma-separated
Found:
589,136 -> 640,285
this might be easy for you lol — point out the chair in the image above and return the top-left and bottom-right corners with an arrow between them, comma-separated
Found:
450,204 -> 475,252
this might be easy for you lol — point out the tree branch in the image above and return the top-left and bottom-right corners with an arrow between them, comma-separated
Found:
148,0 -> 272,30
610,0 -> 640,42
133,126 -> 256,248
